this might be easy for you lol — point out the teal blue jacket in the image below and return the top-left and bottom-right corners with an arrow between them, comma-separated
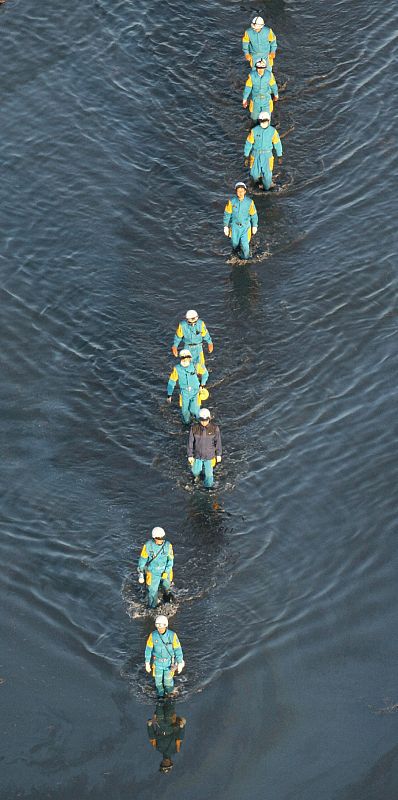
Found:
243,68 -> 278,103
223,195 -> 258,231
242,26 -> 277,62
173,319 -> 212,351
145,629 -> 184,666
244,124 -> 283,158
167,362 -> 208,397
138,539 -> 174,579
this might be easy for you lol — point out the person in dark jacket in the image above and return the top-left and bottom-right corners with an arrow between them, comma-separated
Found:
187,408 -> 222,488
147,700 -> 186,773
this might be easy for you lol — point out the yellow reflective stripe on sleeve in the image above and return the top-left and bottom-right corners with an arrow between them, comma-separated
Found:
247,130 -> 254,144
272,131 -> 280,144
201,322 -> 207,336
247,227 -> 252,243
197,363 -> 205,376
169,544 -> 174,557
242,31 -> 250,43
147,633 -> 153,648
249,99 -> 253,113
225,200 -> 232,213
169,366 -> 178,381
172,633 -> 181,649
249,200 -> 256,215
270,74 -> 276,86
246,75 -> 253,88
141,544 -> 148,558
176,323 -> 183,337
269,28 -> 276,42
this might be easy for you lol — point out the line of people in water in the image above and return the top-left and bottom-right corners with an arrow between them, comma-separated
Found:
224,14 -> 283,260
141,12 -> 282,772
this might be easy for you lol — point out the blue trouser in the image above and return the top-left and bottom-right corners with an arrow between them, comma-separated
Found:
250,152 -> 273,189
153,662 -> 175,698
181,391 -> 200,425
146,572 -> 171,608
251,96 -> 272,121
183,343 -> 204,366
231,224 -> 251,259
192,458 -> 214,488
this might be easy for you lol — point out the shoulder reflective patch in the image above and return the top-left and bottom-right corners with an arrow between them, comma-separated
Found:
246,75 -> 253,88
225,200 -> 232,212
269,28 -> 276,41
173,633 -> 180,649
249,200 -> 256,214
201,323 -> 207,336
270,74 -> 275,86
242,30 -> 250,42
170,367 -> 178,381
141,544 -> 148,558
272,131 -> 280,143
247,130 -> 255,143
147,633 -> 153,648
176,323 -> 183,337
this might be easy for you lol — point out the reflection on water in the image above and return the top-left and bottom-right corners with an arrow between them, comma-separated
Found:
147,700 -> 186,774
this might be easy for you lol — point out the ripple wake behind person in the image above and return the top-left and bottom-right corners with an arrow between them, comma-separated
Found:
223,182 -> 258,260
137,527 -> 174,608
145,616 -> 185,699
171,310 -> 214,366
244,111 -> 282,190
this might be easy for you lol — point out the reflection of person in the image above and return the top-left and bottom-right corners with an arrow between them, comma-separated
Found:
243,59 -> 279,122
244,111 -> 282,190
172,310 -> 213,366
223,182 -> 258,260
137,527 -> 174,609
167,349 -> 209,425
145,615 -> 185,698
188,408 -> 222,489
147,700 -> 186,773
242,15 -> 277,69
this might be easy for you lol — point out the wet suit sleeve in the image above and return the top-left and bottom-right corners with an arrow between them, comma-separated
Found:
162,543 -> 174,581
167,366 -> 179,397
172,633 -> 183,663
270,72 -> 278,97
269,28 -> 277,55
145,633 -> 154,663
242,29 -> 250,56
249,200 -> 258,228
173,323 -> 184,349
201,321 -> 212,345
197,363 -> 209,386
244,130 -> 255,158
138,543 -> 149,573
187,425 -> 195,458
272,129 -> 282,157
223,199 -> 233,228
243,73 -> 253,102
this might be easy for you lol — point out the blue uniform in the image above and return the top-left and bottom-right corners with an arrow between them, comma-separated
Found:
244,124 -> 282,189
145,629 -> 184,698
223,195 -> 258,259
243,68 -> 278,121
167,362 -> 208,424
138,539 -> 174,608
242,25 -> 277,68
173,319 -> 212,366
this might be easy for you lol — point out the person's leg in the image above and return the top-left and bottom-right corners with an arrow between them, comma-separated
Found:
191,458 -> 203,479
180,393 -> 191,425
189,394 -> 200,421
147,572 -> 161,608
239,228 -> 251,259
231,225 -> 241,253
154,665 -> 165,698
203,460 -> 214,488
163,667 -> 175,695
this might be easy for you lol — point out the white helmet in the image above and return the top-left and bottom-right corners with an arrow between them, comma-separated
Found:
180,349 -> 192,358
258,111 -> 271,123
155,615 -> 168,628
199,408 -> 211,419
185,309 -> 198,321
252,15 -> 265,27
152,527 -> 165,539
235,181 -> 247,190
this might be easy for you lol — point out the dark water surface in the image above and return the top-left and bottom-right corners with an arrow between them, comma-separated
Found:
1,0 -> 398,797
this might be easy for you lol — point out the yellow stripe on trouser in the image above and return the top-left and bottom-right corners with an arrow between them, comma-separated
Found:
247,228 -> 252,243
269,156 -> 274,171
146,572 -> 152,586
249,99 -> 253,113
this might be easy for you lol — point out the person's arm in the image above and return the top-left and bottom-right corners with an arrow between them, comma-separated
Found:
249,200 -> 258,232
243,73 -> 253,107
147,720 -> 157,747
187,426 -> 195,460
162,543 -> 174,582
197,363 -> 209,386
167,366 -> 179,398
268,27 -> 277,59
270,71 -> 279,100
172,323 -> 183,357
145,633 -> 154,671
244,129 -> 254,158
138,542 -> 149,577
272,129 -> 282,158
172,633 -> 184,665
201,321 -> 213,350
242,29 -> 251,61
223,199 -> 232,235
